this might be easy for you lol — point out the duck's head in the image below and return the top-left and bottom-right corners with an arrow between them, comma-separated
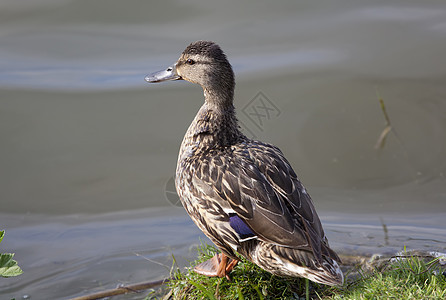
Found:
145,41 -> 235,107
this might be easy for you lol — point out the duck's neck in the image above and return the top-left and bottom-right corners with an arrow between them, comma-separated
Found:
178,88 -> 244,161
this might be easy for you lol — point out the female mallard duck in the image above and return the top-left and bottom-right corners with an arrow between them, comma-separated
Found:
145,41 -> 343,286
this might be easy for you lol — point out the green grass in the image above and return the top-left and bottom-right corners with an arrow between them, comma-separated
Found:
165,243 -> 320,299
163,244 -> 446,300
328,253 -> 446,300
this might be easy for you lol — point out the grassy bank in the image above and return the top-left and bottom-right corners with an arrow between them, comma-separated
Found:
160,244 -> 446,300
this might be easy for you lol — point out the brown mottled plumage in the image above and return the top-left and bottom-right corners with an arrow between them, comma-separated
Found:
145,41 -> 343,285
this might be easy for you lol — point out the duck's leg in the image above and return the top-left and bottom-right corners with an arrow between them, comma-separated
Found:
224,256 -> 239,274
194,253 -> 239,280
216,253 -> 229,279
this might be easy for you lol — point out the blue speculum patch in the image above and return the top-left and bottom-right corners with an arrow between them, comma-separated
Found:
229,214 -> 256,239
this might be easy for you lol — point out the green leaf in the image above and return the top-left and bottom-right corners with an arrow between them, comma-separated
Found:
0,230 -> 4,244
0,253 -> 23,278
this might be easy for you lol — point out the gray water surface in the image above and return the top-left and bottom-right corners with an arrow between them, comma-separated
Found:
1,1 -> 446,299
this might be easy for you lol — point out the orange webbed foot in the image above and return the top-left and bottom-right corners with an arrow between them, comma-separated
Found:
194,253 -> 239,280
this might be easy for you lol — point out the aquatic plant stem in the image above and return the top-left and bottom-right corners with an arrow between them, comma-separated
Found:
306,278 -> 309,300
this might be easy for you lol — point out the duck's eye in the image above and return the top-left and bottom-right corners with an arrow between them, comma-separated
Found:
186,58 -> 195,65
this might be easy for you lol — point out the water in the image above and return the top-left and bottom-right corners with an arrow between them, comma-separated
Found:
1,0 -> 446,299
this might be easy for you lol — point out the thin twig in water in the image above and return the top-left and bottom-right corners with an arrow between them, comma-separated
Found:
134,252 -> 171,269
68,278 -> 170,300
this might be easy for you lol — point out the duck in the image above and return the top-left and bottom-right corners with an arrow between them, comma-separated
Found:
145,41 -> 343,286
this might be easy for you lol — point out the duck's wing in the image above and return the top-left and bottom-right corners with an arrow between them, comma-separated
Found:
211,142 -> 338,262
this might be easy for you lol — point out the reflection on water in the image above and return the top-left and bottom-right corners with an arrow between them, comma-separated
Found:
1,0 -> 446,298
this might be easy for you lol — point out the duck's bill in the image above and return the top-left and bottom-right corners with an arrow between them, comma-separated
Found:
145,64 -> 181,83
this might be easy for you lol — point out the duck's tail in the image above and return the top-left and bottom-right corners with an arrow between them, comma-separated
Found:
251,243 -> 344,286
